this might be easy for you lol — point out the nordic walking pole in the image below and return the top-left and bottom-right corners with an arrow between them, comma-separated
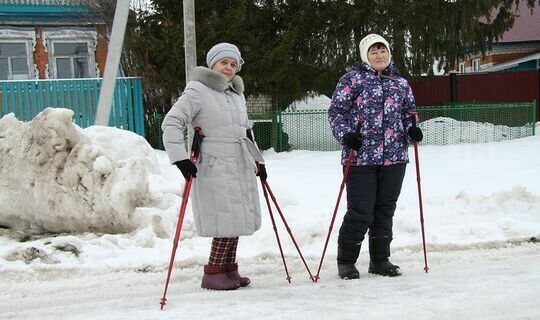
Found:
263,180 -> 316,282
314,119 -> 363,282
247,129 -> 291,283
410,112 -> 429,273
261,179 -> 292,283
160,127 -> 203,309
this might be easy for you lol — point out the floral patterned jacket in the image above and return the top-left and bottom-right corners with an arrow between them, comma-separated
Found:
328,61 -> 417,166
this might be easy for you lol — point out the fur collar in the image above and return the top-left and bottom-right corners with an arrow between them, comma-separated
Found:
189,66 -> 244,93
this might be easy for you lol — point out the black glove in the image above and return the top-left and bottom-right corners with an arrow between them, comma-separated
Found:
256,164 -> 267,181
343,133 -> 361,151
174,159 -> 197,179
408,126 -> 423,142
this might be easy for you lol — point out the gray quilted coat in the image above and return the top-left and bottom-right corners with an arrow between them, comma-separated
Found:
161,66 -> 263,237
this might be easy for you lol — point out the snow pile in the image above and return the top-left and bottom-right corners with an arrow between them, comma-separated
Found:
420,117 -> 534,145
285,93 -> 331,111
0,108 -> 159,234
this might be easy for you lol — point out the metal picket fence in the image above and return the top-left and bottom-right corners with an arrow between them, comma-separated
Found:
145,101 -> 536,151
0,77 -> 145,136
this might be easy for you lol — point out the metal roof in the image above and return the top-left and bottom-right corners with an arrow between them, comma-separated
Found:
0,0 -> 87,6
0,2 -> 104,25
495,1 -> 540,43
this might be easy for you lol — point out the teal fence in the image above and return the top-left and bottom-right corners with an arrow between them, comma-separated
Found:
145,102 -> 536,151
0,77 -> 145,135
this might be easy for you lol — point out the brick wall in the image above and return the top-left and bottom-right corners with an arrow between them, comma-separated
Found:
246,94 -> 273,113
33,26 -> 47,79
95,25 -> 108,77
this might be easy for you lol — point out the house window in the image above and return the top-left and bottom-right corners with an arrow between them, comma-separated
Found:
52,42 -> 90,79
43,28 -> 98,79
473,59 -> 480,72
0,42 -> 31,80
459,62 -> 466,74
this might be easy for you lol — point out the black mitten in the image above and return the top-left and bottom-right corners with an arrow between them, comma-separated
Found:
343,133 -> 362,151
408,127 -> 423,142
174,159 -> 197,179
256,164 -> 267,181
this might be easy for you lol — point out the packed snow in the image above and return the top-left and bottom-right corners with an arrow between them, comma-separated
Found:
0,108 -> 539,319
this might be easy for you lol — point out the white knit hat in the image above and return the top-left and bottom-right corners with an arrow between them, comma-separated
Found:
206,42 -> 244,72
359,33 -> 391,65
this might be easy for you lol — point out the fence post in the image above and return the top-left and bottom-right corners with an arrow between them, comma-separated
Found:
277,109 -> 283,151
450,72 -> 457,105
533,100 -> 537,136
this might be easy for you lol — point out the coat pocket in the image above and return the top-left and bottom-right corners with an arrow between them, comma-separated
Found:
200,151 -> 227,178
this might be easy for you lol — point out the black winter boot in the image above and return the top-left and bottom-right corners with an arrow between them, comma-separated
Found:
368,237 -> 401,277
337,244 -> 361,279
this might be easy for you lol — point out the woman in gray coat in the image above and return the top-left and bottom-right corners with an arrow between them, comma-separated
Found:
162,43 -> 267,290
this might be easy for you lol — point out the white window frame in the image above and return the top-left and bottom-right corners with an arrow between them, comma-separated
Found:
42,28 -> 98,79
0,28 -> 37,80
472,59 -> 481,72
51,42 -> 93,79
458,62 -> 466,74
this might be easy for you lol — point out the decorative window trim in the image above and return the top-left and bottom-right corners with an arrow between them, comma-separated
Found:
472,58 -> 481,72
42,28 -> 98,79
0,28 -> 37,79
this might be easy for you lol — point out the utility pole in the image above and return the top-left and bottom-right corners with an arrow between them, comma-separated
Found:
95,0 -> 130,126
183,0 -> 196,82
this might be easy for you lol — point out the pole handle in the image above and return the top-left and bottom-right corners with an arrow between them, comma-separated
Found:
191,127 -> 203,159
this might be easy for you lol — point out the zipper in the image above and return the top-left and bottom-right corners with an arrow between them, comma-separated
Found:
379,73 -> 386,165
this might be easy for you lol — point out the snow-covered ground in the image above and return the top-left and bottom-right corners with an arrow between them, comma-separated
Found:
0,109 -> 539,319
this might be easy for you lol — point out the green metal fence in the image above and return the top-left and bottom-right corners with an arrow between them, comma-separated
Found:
418,102 -> 536,145
145,112 -> 165,150
145,101 -> 536,151
0,77 -> 145,136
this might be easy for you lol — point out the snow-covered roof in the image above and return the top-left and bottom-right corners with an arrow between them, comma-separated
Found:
477,51 -> 540,72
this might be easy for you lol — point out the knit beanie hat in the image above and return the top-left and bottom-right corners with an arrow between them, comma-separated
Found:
206,42 -> 244,72
359,34 -> 392,65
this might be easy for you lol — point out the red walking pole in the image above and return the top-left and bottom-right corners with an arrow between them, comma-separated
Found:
160,128 -> 203,309
260,179 -> 292,283
411,112 -> 429,273
247,129 -> 292,283
314,119 -> 363,282
263,180 -> 316,282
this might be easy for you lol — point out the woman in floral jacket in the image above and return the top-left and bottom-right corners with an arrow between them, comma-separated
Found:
328,33 -> 423,280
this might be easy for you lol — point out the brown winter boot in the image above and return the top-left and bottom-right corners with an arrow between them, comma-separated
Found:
223,263 -> 251,287
201,265 -> 241,290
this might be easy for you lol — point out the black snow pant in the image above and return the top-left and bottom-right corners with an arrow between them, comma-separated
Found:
337,164 -> 406,247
